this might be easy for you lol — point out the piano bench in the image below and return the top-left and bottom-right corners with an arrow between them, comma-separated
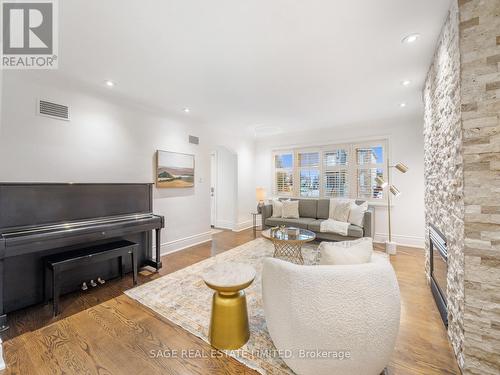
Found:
43,240 -> 139,317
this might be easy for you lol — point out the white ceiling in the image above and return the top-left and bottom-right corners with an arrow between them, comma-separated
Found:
53,0 -> 451,135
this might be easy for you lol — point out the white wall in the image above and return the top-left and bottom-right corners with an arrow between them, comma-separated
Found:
0,71 -> 423,249
0,72 -> 256,253
255,116 -> 425,248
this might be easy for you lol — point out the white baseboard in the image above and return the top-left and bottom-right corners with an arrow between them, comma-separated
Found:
215,219 -> 235,231
374,233 -> 424,249
160,231 -> 212,255
233,217 -> 262,232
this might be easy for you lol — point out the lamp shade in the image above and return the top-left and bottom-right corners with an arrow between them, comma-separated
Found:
390,185 -> 401,196
375,176 -> 388,188
256,187 -> 266,202
395,163 -> 409,173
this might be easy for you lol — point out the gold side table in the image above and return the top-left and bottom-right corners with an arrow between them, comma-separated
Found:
261,227 -> 316,265
203,262 -> 256,350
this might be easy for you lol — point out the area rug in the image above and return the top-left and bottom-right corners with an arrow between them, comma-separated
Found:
125,237 -> 321,374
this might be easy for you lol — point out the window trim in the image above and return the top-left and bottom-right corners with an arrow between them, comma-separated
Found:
353,141 -> 387,200
323,144 -> 350,199
272,139 -> 388,202
272,150 -> 294,197
297,150 -> 321,198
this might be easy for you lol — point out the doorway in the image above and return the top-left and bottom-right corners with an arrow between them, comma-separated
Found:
210,146 -> 238,230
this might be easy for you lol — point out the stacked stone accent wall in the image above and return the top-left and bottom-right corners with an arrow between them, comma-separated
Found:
459,0 -> 500,373
424,0 -> 500,372
423,1 -> 465,368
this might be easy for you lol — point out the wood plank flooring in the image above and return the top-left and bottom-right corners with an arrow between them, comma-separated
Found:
0,229 -> 460,374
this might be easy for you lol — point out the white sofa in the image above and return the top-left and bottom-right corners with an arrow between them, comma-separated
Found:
262,254 -> 400,375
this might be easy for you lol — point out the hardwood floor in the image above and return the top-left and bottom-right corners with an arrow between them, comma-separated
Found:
0,229 -> 460,374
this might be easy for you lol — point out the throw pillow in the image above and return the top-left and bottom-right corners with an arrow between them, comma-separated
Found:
329,198 -> 352,222
348,201 -> 368,227
319,237 -> 373,265
282,200 -> 299,219
271,199 -> 284,218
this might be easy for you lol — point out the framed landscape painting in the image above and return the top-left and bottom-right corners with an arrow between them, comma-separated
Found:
156,150 -> 195,188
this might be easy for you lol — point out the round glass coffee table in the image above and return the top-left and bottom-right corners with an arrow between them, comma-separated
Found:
261,227 -> 316,264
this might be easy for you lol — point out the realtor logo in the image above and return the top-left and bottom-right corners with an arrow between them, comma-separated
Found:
2,0 -> 58,69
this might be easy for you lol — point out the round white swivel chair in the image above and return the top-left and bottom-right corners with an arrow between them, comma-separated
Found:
262,255 -> 400,375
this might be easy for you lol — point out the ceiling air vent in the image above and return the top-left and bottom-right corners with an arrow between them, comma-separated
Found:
37,99 -> 70,121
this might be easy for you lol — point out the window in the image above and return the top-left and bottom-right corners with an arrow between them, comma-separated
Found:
274,152 -> 294,196
355,145 -> 384,199
272,140 -> 386,201
323,147 -> 349,198
298,152 -> 320,197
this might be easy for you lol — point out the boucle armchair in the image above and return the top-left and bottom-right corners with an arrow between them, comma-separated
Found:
262,255 -> 400,375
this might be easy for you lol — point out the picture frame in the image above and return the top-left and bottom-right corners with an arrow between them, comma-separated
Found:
156,150 -> 195,188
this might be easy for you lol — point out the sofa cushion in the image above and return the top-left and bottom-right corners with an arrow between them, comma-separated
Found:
271,199 -> 284,218
298,199 -> 318,218
349,201 -> 368,227
329,199 -> 352,222
317,199 -> 330,219
307,220 -> 364,237
265,217 -> 316,229
319,237 -> 373,265
282,200 -> 299,219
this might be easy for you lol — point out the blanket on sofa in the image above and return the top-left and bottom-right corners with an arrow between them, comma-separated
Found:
320,219 -> 350,236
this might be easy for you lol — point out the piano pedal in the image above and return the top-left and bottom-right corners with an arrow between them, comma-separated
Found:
81,282 -> 88,291
90,280 -> 97,287
97,277 -> 105,285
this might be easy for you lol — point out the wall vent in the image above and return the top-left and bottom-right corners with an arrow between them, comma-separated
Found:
37,99 -> 70,121
189,135 -> 199,145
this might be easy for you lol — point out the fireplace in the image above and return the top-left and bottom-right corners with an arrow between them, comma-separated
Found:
429,224 -> 448,327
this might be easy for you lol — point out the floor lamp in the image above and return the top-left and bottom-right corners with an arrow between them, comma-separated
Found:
375,162 -> 408,255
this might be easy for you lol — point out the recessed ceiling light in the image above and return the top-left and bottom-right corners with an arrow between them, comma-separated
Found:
183,107 -> 190,113
402,33 -> 420,44
104,80 -> 115,87
400,102 -> 407,108
401,80 -> 412,86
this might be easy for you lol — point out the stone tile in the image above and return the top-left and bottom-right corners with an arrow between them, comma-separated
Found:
462,116 -> 498,129
486,81 -> 500,91
424,1 -> 500,371
486,54 -> 500,65
465,238 -> 493,250
462,102 -> 478,112
459,17 -> 479,31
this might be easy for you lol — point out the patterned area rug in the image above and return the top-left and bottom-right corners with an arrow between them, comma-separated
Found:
125,237 -> 321,374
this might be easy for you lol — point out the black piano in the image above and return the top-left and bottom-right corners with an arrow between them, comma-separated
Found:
0,183 -> 165,332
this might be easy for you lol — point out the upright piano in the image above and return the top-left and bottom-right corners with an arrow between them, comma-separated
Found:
0,183 -> 164,332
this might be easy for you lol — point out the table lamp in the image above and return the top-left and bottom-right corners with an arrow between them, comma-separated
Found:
256,188 -> 266,212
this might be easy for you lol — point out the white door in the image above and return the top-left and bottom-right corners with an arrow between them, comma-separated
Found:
213,146 -> 237,229
210,152 -> 217,227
